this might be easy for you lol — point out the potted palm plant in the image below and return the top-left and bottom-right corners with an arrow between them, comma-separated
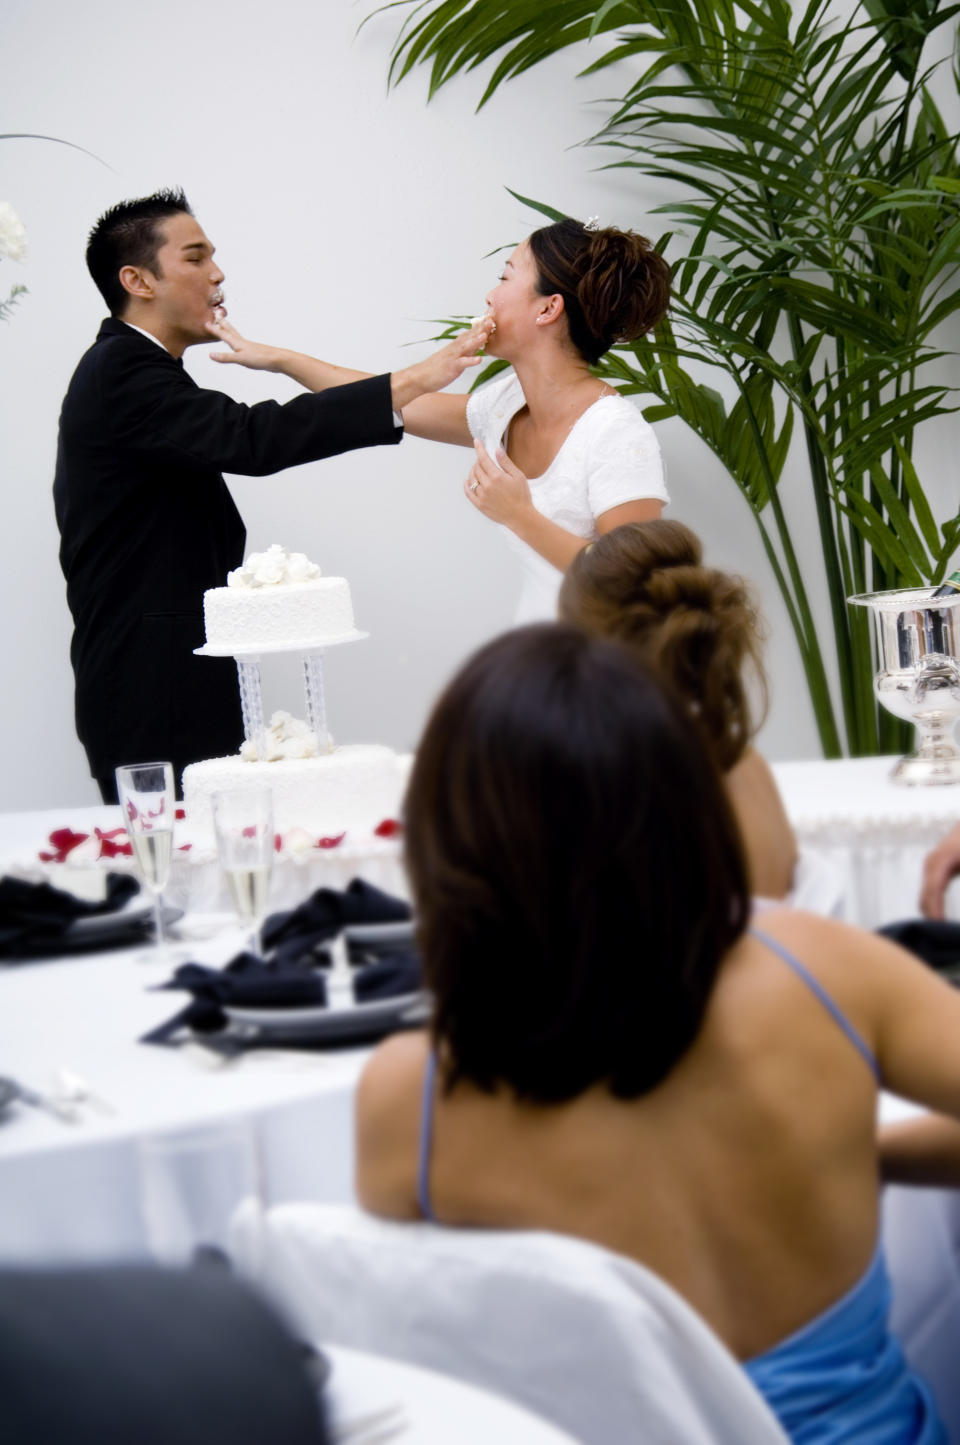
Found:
383,0 -> 960,755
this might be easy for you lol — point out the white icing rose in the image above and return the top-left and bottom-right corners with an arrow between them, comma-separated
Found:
0,202 -> 27,263
70,835 -> 103,865
227,544 -> 323,589
240,710 -> 321,761
283,826 -> 316,859
286,551 -> 322,584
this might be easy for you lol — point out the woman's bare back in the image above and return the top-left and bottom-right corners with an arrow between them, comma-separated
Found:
357,910 -> 887,1360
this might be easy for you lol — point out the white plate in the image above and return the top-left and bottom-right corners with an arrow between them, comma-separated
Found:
221,991 -> 429,1047
343,920 -> 415,945
193,630 -> 369,658
67,899 -> 181,937
224,990 -> 424,1031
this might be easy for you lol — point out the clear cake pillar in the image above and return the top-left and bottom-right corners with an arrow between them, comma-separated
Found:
236,658 -> 268,762
303,650 -> 334,754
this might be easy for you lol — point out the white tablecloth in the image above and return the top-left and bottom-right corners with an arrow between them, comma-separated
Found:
325,1344 -> 579,1444
0,801 -> 382,1263
772,756 -> 960,927
2,794 -> 960,1433
0,930 -> 368,1261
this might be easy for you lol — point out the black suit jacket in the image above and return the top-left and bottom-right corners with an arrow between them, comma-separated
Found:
54,319 -> 400,792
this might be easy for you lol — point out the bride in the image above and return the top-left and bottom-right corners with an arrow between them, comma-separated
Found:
207,216 -> 672,621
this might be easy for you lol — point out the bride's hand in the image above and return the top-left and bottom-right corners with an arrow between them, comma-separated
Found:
464,441 -> 534,529
206,317 -> 284,372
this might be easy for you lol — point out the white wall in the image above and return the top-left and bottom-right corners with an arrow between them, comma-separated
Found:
1,0 -> 957,809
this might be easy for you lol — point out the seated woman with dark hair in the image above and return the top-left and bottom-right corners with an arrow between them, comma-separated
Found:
558,517 -> 798,900
357,624 -> 955,1443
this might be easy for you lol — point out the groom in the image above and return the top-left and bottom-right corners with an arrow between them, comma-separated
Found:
54,189 -> 483,801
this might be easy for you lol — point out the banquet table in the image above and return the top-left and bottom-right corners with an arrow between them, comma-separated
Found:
772,755 -> 960,927
0,803 -> 385,1264
3,793 -> 960,1436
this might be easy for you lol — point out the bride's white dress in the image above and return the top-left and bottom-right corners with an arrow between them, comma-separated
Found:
466,372 -> 669,623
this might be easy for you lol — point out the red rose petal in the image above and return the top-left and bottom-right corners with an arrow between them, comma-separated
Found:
316,832 -> 346,850
374,818 -> 403,838
274,833 -> 283,853
175,808 -> 186,820
177,842 -> 193,852
48,827 -> 90,853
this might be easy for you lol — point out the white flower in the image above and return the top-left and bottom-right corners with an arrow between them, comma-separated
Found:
0,203 -> 27,263
70,835 -> 103,865
286,550 -> 322,584
283,826 -> 316,860
227,544 -> 323,589
241,710 -> 320,760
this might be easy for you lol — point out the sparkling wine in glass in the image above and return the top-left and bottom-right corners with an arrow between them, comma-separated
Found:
115,761 -> 176,960
212,788 -> 274,955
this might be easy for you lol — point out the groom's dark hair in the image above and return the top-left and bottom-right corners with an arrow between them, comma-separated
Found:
86,189 -> 193,316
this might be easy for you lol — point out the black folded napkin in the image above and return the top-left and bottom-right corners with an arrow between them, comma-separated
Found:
0,873 -> 140,959
878,918 -> 960,972
353,951 -> 420,1002
142,952 -> 329,1043
143,879 -> 422,1046
262,878 -> 412,968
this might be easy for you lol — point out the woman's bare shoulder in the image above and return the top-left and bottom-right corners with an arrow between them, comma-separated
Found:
355,1030 -> 431,1218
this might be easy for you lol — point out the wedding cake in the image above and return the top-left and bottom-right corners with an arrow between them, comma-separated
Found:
202,545 -> 357,651
182,546 -> 409,837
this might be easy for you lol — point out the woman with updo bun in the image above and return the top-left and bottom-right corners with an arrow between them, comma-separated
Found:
207,217 -> 671,621
559,518 -> 799,901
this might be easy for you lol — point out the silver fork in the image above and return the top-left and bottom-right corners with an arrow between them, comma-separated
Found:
0,1074 -> 80,1124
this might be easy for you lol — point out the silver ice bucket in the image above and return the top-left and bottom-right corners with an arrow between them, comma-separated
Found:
848,587 -> 960,784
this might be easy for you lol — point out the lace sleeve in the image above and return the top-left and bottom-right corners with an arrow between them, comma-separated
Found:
586,402 -> 669,518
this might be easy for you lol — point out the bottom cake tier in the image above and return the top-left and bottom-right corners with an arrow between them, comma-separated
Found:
182,744 -> 409,836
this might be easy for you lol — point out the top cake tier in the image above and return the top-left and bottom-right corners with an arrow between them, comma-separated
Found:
203,574 -> 356,652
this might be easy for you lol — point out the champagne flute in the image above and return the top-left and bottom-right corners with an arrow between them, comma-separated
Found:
115,761 -> 176,961
212,788 -> 274,955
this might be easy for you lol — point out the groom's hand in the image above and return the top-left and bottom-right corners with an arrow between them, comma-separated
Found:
390,318 -> 495,411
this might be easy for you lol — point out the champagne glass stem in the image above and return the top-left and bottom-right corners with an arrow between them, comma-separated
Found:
153,891 -> 167,951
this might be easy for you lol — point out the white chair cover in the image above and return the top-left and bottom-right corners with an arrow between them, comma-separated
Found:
788,847 -> 850,918
884,1180 -> 960,1440
230,1202 -> 788,1445
753,847 -> 850,920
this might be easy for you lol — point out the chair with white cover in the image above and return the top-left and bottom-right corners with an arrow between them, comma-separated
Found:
881,1096 -> 960,1441
788,846 -> 850,918
230,1201 -> 789,1445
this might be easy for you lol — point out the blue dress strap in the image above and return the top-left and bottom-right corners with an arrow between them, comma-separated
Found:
417,1048 -> 439,1222
750,928 -> 881,1084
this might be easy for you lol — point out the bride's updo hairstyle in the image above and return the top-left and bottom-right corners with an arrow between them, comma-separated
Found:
404,623 -> 749,1104
559,520 -> 766,772
528,217 -> 672,365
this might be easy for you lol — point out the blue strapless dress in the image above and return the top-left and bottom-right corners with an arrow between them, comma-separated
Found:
745,1248 -> 945,1443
